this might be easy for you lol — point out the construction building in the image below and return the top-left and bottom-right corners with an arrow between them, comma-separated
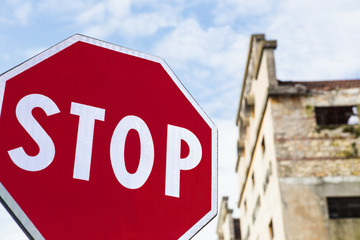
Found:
217,34 -> 360,240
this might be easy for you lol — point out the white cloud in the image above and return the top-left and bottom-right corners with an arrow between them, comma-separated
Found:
267,0 -> 360,80
153,19 -> 246,118
214,0 -> 274,25
14,2 -> 32,25
119,11 -> 177,37
214,118 -> 239,205
154,19 -> 207,63
76,3 -> 106,24
106,0 -> 132,19
77,0 -> 180,39
212,0 -> 360,81
0,205 -> 27,240
36,0 -> 89,15
193,118 -> 239,239
155,19 -> 247,78
0,0 -> 33,25
76,0 -> 131,25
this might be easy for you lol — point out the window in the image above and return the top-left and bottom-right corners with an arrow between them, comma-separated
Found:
315,106 -> 359,125
251,172 -> 255,187
268,220 -> 274,239
263,162 -> 272,193
252,196 -> 261,223
327,197 -> 360,219
261,137 -> 265,155
233,219 -> 241,240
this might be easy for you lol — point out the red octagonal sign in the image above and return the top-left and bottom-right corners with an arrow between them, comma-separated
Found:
0,35 -> 217,239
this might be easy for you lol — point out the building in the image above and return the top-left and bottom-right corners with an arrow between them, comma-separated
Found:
217,197 -> 241,240
218,34 -> 360,240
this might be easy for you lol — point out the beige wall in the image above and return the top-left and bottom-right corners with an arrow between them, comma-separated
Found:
231,34 -> 360,240
271,92 -> 360,168
270,89 -> 360,240
237,73 -> 287,240
279,178 -> 360,240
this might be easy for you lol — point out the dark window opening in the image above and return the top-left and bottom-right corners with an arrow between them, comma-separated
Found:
251,172 -> 255,187
261,137 -> 265,155
263,162 -> 272,193
327,196 -> 360,219
233,219 -> 241,240
315,106 -> 359,125
268,220 -> 274,239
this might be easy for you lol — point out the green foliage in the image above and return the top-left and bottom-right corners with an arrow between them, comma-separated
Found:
305,105 -> 314,117
341,142 -> 358,158
343,126 -> 360,138
316,125 -> 340,133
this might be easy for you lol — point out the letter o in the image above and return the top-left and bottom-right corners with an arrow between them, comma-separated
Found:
110,115 -> 154,189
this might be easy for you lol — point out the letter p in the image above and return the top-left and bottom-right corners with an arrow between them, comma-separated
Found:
165,125 -> 202,198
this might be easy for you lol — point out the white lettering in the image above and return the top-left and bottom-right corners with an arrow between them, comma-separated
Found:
8,96 -> 204,195
165,125 -> 202,198
110,115 -> 154,189
70,102 -> 105,181
8,94 -> 60,171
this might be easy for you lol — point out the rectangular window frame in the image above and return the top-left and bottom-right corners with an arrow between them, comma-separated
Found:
327,196 -> 360,219
315,106 -> 359,126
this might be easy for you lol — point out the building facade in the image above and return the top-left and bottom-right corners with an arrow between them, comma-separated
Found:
217,197 -> 241,240
219,34 -> 360,240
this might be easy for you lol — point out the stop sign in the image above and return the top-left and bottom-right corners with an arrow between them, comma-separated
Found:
0,35 -> 217,239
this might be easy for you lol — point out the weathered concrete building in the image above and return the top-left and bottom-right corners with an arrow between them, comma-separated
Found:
218,34 -> 360,240
217,197 -> 241,240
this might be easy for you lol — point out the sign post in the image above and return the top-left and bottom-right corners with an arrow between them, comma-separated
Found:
0,35 -> 217,239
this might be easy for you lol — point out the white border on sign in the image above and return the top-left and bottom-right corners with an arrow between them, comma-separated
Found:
0,34 -> 218,240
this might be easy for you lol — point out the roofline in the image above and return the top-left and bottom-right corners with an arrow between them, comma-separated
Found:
254,40 -> 277,80
236,35 -> 277,125
235,34 -> 264,125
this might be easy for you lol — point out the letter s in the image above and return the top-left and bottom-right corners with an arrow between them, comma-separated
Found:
8,94 -> 60,171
